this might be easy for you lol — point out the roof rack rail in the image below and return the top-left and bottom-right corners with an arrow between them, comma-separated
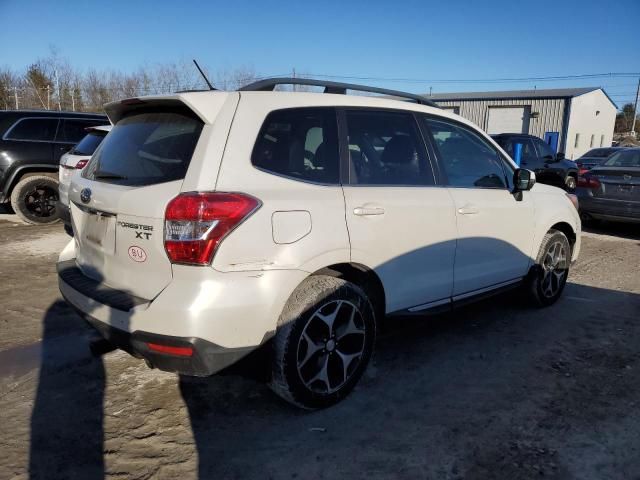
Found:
239,77 -> 439,108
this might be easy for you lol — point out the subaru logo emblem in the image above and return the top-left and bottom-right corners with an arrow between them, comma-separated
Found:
623,174 -> 632,180
80,188 -> 92,204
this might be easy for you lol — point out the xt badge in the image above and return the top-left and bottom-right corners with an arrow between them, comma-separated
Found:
118,221 -> 153,240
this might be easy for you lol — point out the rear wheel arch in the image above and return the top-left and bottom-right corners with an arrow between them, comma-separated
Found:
311,263 -> 386,319
4,165 -> 58,198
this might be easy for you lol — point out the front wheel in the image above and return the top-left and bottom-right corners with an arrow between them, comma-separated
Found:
526,229 -> 571,307
269,275 -> 376,409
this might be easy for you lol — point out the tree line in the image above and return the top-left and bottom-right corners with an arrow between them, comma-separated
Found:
0,52 -> 258,113
2,52 -> 638,136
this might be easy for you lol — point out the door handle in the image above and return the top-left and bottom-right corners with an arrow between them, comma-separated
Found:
353,206 -> 385,216
457,205 -> 479,215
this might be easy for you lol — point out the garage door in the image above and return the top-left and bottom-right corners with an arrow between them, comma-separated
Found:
486,106 -> 530,134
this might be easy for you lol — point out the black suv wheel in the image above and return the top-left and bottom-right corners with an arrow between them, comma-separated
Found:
10,175 -> 61,224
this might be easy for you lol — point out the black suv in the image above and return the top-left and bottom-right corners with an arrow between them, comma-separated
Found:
0,110 -> 107,224
491,133 -> 579,191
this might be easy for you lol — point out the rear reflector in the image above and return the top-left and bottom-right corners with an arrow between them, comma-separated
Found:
164,192 -> 260,265
75,159 -> 89,169
147,342 -> 194,357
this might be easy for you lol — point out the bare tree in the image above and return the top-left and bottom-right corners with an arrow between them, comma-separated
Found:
0,67 -> 19,109
1,49 -> 260,112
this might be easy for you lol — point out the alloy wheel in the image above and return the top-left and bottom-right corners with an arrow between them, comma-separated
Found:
296,300 -> 366,394
24,185 -> 58,218
541,241 -> 568,298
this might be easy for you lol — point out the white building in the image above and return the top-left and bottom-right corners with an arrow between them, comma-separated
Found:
428,87 -> 617,159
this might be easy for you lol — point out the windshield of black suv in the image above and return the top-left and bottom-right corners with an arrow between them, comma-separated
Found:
70,131 -> 108,156
603,150 -> 640,168
83,108 -> 203,186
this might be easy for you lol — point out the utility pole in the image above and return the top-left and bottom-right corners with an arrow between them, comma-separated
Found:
14,86 -> 19,109
631,77 -> 639,137
46,85 -> 50,110
292,68 -> 296,92
71,90 -> 75,111
55,70 -> 61,111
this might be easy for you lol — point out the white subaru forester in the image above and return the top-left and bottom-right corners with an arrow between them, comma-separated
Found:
58,78 -> 580,409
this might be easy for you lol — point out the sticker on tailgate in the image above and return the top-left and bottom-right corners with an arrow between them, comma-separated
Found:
128,246 -> 147,262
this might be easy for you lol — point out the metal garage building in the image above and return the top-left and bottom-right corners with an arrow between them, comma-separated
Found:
428,87 -> 617,160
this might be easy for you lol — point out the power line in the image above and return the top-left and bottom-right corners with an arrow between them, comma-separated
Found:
297,72 -> 640,84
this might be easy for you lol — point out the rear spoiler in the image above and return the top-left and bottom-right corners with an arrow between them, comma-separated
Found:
104,92 -> 237,125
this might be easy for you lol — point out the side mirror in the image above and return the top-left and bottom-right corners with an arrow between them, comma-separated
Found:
555,152 -> 565,161
514,168 -> 536,191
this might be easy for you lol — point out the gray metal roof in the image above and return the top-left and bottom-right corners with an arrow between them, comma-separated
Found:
426,87 -> 603,101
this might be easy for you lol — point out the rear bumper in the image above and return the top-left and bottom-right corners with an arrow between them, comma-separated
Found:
576,189 -> 640,223
69,300 -> 254,376
57,252 -> 308,376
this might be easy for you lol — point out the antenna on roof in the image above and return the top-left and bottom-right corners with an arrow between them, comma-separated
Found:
192,59 -> 216,91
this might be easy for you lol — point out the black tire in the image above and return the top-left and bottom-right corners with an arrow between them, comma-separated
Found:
526,229 -> 571,307
269,275 -> 376,409
10,175 -> 61,225
565,175 -> 577,191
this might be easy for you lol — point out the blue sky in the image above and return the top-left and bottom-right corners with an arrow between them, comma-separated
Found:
1,0 -> 639,106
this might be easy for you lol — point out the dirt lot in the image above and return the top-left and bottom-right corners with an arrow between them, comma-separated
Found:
0,209 -> 639,480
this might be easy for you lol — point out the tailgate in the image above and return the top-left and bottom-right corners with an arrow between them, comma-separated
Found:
67,94 -> 236,301
70,180 -> 182,300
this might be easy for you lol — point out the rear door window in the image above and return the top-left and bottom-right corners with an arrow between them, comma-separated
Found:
345,110 -> 434,185
71,131 -> 108,155
84,108 -> 203,186
251,108 -> 339,184
57,118 -> 106,143
5,118 -> 59,141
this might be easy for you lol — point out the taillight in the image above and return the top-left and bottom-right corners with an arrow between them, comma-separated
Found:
164,192 -> 260,265
577,175 -> 601,189
75,159 -> 89,169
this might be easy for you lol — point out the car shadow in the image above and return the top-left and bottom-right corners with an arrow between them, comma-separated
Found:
28,300 -> 106,480
583,221 -> 640,241
176,282 -> 640,478
29,262 -> 129,480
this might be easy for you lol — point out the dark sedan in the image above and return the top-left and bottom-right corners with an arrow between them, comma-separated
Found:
576,147 -> 627,174
576,148 -> 640,224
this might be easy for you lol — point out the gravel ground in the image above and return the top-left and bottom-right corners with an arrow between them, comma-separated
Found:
0,213 -> 638,480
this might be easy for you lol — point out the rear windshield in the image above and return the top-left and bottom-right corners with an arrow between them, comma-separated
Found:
603,150 -> 640,168
84,108 -> 203,186
71,131 -> 108,156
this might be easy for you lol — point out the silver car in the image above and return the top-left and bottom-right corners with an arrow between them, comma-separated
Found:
58,125 -> 111,231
